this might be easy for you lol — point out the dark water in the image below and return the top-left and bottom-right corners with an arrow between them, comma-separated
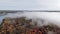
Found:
0,12 -> 23,24
0,15 -> 6,24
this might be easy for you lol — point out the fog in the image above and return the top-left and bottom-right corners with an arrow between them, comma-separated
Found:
0,12 -> 60,27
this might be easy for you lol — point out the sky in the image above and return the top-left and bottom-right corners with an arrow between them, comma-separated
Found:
0,0 -> 60,10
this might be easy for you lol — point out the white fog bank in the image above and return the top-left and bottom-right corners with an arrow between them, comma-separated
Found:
4,12 -> 60,27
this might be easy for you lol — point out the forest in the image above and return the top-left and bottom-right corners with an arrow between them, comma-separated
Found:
0,17 -> 60,34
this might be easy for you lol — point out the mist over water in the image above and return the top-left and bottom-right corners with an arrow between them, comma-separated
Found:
0,12 -> 60,27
